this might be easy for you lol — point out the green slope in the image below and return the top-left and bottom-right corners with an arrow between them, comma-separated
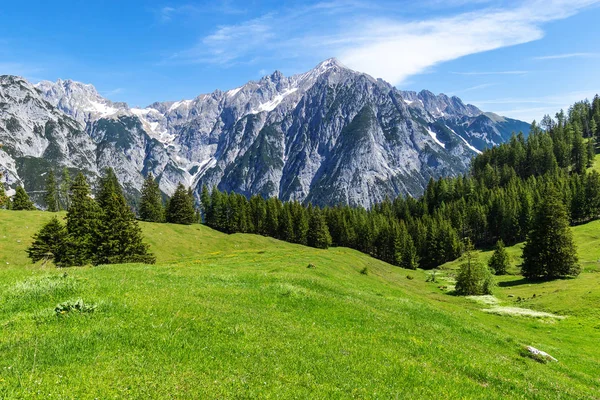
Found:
1,210 -> 599,398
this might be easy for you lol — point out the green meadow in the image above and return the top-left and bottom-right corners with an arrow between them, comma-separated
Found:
1,210 -> 599,398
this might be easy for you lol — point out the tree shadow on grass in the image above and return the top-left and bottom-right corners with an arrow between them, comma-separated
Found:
498,278 -> 531,287
498,276 -> 578,287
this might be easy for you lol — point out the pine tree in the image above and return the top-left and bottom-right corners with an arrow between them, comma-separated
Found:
12,186 -> 36,210
455,239 -> 494,295
94,168 -> 155,265
249,195 -> 266,234
278,204 -> 294,242
139,173 -> 164,222
265,198 -> 280,237
166,183 -> 196,225
572,131 -> 587,173
307,207 -> 332,249
292,202 -> 308,245
395,223 -> 418,270
521,188 -> 580,279
44,170 -> 60,212
587,138 -> 596,167
27,216 -> 68,266
60,167 -> 72,210
488,239 -> 509,275
65,173 -> 102,266
0,172 -> 8,209
200,184 -> 211,224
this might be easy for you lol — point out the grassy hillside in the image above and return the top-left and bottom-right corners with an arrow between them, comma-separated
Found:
1,210 -> 599,398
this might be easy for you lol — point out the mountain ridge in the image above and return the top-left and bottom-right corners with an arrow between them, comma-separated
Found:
0,59 -> 531,208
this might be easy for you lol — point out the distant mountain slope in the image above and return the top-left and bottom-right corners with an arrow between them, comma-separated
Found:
0,59 -> 530,207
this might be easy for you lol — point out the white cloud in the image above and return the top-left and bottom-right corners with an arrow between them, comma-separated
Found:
170,0 -> 600,85
533,52 -> 599,60
452,71 -> 529,76
338,0 -> 599,85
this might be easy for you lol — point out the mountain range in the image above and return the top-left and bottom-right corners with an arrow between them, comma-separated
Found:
0,58 -> 530,208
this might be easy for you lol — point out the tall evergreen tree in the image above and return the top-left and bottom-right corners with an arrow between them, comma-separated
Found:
94,168 -> 155,265
307,207 -> 332,249
12,186 -> 36,210
166,183 -> 196,225
60,167 -> 72,210
0,172 -> 8,209
44,170 -> 60,212
488,239 -> 509,275
26,216 -> 68,266
139,173 -> 164,222
65,173 -> 101,266
521,188 -> 580,279
200,184 -> 211,223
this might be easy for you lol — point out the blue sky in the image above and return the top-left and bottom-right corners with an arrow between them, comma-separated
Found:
1,0 -> 599,122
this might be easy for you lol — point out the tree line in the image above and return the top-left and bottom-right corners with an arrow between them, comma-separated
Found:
5,96 -> 596,278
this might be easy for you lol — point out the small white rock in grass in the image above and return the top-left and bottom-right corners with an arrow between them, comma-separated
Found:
484,306 -> 565,319
526,346 -> 558,362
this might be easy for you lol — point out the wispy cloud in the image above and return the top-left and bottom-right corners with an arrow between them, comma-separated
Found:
532,52 -> 599,60
167,0 -> 600,85
155,1 -> 246,23
452,71 -> 529,76
450,83 -> 497,94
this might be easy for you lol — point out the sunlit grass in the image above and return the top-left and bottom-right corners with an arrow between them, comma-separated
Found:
1,210 -> 599,398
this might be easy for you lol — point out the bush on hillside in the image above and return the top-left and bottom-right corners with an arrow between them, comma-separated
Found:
455,240 -> 494,296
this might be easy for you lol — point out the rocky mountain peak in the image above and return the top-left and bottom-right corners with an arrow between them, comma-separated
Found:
0,60 -> 531,208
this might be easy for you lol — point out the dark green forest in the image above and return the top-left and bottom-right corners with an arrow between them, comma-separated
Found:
198,95 -> 600,271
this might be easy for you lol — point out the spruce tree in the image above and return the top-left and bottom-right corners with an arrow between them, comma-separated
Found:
95,168 -> 155,265
521,188 -> 580,279
455,239 -> 494,295
0,172 -> 8,209
292,203 -> 309,245
12,186 -> 36,210
44,170 -> 60,212
166,183 -> 196,225
200,184 -> 211,224
65,173 -> 101,266
60,167 -> 72,210
27,216 -> 68,266
395,224 -> 418,270
278,204 -> 294,242
307,207 -> 332,249
139,173 -> 164,222
488,239 -> 509,275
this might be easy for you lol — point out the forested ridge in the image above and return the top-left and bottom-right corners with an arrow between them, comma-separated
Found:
198,96 -> 600,269
6,96 -> 600,272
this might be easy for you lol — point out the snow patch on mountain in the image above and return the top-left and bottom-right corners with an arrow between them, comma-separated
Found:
449,127 -> 482,154
252,87 -> 298,113
427,128 -> 446,148
169,100 -> 193,112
